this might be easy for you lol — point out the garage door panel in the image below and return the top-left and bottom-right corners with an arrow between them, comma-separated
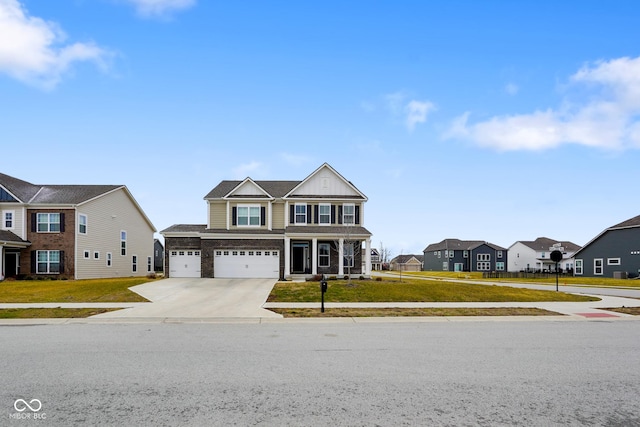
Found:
214,249 -> 279,279
169,250 -> 201,278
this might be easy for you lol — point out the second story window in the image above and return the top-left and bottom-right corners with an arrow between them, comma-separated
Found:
3,211 -> 13,229
121,231 -> 127,256
238,205 -> 260,226
37,213 -> 60,232
295,204 -> 307,224
319,204 -> 331,224
342,204 -> 355,225
78,214 -> 87,234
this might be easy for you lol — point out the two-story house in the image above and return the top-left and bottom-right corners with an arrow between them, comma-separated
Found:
422,239 -> 507,272
507,237 -> 581,273
0,173 -> 156,280
161,163 -> 373,280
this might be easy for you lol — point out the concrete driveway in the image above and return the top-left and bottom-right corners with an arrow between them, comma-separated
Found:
93,278 -> 282,319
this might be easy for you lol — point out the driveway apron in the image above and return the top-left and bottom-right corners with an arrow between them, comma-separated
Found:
93,278 -> 282,318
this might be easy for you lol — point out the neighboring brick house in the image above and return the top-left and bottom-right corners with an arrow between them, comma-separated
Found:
0,173 -> 156,280
572,214 -> 640,278
161,163 -> 373,280
423,239 -> 507,272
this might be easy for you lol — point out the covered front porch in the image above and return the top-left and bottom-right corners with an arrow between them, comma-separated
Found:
283,231 -> 372,280
0,231 -> 31,280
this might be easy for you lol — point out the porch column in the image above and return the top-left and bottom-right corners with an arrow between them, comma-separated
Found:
284,236 -> 291,278
0,245 -> 4,280
311,238 -> 318,275
338,238 -> 344,276
365,238 -> 372,276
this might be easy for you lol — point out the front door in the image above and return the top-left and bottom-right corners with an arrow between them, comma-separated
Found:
292,243 -> 309,274
4,252 -> 18,278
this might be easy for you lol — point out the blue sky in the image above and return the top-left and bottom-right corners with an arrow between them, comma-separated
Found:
2,0 -> 640,256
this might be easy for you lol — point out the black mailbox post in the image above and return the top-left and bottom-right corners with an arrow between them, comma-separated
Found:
320,278 -> 328,313
550,250 -> 563,291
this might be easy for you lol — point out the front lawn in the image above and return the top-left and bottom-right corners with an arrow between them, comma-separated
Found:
0,277 -> 152,303
267,278 -> 599,303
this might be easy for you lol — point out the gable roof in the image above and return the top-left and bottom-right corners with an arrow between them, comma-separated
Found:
0,172 -> 41,203
573,213 -> 640,257
391,254 -> 424,264
0,230 -> 30,246
204,163 -> 367,201
514,237 -> 581,252
423,239 -> 506,253
284,163 -> 367,200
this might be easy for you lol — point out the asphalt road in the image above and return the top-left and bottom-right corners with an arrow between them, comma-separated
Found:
3,321 -> 640,426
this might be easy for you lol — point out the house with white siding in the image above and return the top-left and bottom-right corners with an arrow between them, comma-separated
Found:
0,173 -> 156,280
508,237 -> 581,273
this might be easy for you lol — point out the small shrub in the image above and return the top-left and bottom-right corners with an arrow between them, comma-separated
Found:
146,273 -> 157,279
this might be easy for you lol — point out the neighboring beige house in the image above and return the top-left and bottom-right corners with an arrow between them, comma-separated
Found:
390,254 -> 423,272
161,163 -> 373,280
0,173 -> 156,280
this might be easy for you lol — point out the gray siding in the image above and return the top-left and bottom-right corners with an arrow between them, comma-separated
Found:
575,228 -> 640,278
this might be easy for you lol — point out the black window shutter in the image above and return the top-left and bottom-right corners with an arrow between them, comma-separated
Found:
314,205 -> 319,224
331,205 -> 335,224
261,207 -> 266,226
338,206 -> 342,224
355,206 -> 360,225
290,205 -> 295,224
31,251 -> 36,273
31,213 -> 36,232
59,251 -> 65,273
307,204 -> 312,223
60,213 -> 65,232
232,207 -> 237,226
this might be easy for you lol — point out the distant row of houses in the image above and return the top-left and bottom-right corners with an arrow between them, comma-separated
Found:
387,216 -> 640,279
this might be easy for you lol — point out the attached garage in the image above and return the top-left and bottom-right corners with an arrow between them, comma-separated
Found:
169,250 -> 201,278
214,249 -> 279,279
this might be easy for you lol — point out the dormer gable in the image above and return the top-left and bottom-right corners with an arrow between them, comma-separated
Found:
284,163 -> 367,200
224,178 -> 273,199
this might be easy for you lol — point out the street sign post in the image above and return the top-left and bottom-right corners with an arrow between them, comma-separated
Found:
550,250 -> 563,291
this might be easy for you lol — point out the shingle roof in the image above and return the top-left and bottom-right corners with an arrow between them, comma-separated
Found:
423,239 -> 505,252
518,237 -> 581,252
610,214 -> 640,229
0,230 -> 29,244
391,254 -> 424,264
204,181 -> 300,199
0,173 -> 121,204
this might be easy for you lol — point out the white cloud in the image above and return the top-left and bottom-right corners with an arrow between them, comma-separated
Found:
446,56 -> 640,151
124,0 -> 196,18
385,92 -> 436,131
405,100 -> 436,131
0,0 -> 111,89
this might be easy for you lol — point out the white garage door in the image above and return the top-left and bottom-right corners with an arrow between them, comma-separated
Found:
169,250 -> 201,278
214,249 -> 279,279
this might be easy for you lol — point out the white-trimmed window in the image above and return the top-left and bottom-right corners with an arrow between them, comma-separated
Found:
78,214 -> 87,234
3,211 -> 14,229
497,251 -> 503,258
496,262 -> 505,271
147,256 -> 152,272
83,250 -> 90,259
594,258 -> 603,275
295,204 -> 307,224
319,243 -> 330,267
607,258 -> 621,266
463,250 -> 468,258
94,251 -> 100,260
477,261 -> 491,271
37,250 -> 60,274
37,213 -> 60,232
319,204 -> 331,224
477,253 -> 490,261
106,252 -> 112,267
238,205 -> 260,226
343,204 -> 355,225
132,255 -> 137,272
443,262 -> 448,271
575,259 -> 583,275
121,231 -> 127,256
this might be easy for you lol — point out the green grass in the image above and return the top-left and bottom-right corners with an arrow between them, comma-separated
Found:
0,277 -> 151,303
269,307 -> 562,317
0,308 -> 121,318
268,278 -> 599,303
394,271 -> 640,288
